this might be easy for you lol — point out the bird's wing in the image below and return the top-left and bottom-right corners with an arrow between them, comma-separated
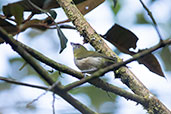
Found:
76,51 -> 116,62
88,51 -> 116,62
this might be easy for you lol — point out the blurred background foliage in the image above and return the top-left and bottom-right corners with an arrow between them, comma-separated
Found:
0,0 -> 170,114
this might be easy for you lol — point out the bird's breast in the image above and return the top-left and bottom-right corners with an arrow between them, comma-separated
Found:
74,57 -> 103,72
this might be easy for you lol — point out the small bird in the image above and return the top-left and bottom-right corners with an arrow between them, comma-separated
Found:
71,42 -> 116,73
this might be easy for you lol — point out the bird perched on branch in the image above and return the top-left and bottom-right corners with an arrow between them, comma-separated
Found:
71,42 -> 116,74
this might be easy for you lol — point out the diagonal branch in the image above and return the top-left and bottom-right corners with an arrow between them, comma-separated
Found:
0,27 -> 97,114
0,76 -> 48,90
56,0 -> 171,113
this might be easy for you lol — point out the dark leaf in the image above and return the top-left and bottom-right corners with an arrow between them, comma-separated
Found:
10,4 -> 24,25
137,49 -> 165,77
48,10 -> 57,20
76,0 -> 105,15
2,0 -> 91,15
59,25 -> 76,30
57,27 -> 68,53
43,0 -> 88,11
104,24 -> 138,54
104,24 -> 165,77
2,3 -> 13,17
160,46 -> 171,71
3,0 -> 56,15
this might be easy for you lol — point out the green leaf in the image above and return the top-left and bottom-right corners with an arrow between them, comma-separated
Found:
57,27 -> 68,53
136,12 -> 149,24
160,46 -> 171,71
10,4 -> 24,25
3,3 -> 24,25
2,3 -> 13,17
111,1 -> 121,15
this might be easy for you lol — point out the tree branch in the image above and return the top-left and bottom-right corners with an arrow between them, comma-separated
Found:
55,0 -> 171,113
0,27 -> 97,114
63,78 -> 147,105
0,27 -> 147,107
0,76 -> 48,90
17,37 -> 147,105
139,0 -> 163,41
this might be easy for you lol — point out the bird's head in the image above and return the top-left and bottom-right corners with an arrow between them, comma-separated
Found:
70,42 -> 88,58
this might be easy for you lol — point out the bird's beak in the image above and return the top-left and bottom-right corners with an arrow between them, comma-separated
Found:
70,42 -> 74,46
70,42 -> 74,45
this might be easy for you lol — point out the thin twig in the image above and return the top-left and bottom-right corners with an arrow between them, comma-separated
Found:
27,81 -> 61,108
52,93 -> 56,114
0,76 -> 57,108
0,76 -> 48,90
27,91 -> 48,107
139,0 -> 163,41
23,13 -> 35,23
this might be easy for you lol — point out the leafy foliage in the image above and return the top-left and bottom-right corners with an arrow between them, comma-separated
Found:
104,24 -> 138,54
